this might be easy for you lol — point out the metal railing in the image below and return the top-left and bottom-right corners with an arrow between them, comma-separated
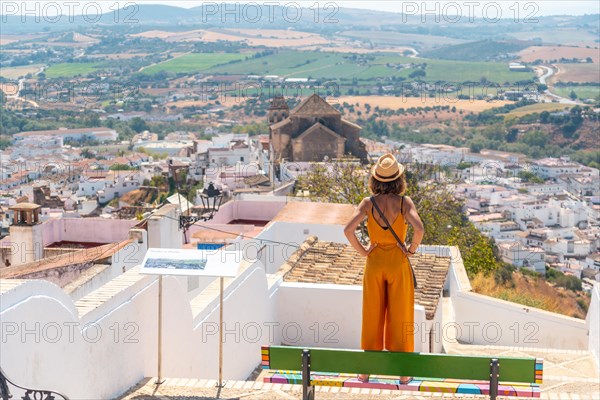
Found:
0,368 -> 69,400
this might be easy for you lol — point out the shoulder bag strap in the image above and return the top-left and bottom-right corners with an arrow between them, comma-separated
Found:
370,196 -> 418,288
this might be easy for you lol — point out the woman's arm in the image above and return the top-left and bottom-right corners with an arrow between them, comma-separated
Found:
344,198 -> 376,257
403,196 -> 424,255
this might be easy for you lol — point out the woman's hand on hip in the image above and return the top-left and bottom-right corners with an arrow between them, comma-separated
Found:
398,243 -> 415,258
361,243 -> 378,257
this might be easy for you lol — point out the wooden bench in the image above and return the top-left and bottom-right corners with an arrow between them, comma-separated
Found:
1,367 -> 69,400
261,346 -> 543,400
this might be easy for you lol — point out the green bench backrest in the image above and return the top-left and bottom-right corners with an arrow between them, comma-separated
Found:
265,346 -> 538,384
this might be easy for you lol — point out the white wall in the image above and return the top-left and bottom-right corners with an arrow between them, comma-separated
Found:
587,283 -> 600,369
272,282 -> 428,352
192,260 -> 273,379
42,218 -> 138,246
68,230 -> 148,301
0,259 -> 269,399
446,245 -> 589,350
253,222 -> 349,274
452,291 -> 588,349
209,199 -> 287,224
7,224 -> 44,266
147,205 -> 183,249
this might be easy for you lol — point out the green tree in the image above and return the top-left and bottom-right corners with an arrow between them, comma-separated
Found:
518,170 -> 544,184
129,117 -> 148,133
569,90 -> 578,100
296,161 -> 500,276
109,163 -> 134,171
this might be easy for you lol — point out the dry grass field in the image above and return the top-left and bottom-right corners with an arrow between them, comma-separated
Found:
129,28 -> 416,53
228,28 -> 321,40
165,96 -> 246,108
555,63 -> 600,83
301,45 -> 414,54
131,30 -> 175,39
471,271 -> 589,319
0,83 -> 19,96
88,53 -> 152,60
334,96 -> 511,112
518,45 -> 600,63
0,65 -> 43,79
0,34 -> 41,45
0,37 -> 20,45
131,28 -> 330,48
501,102 -> 572,118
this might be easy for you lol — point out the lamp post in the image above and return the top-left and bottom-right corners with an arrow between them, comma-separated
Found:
179,182 -> 224,231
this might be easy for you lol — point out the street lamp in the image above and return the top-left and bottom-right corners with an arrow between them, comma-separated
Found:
179,182 -> 223,230
198,182 -> 224,217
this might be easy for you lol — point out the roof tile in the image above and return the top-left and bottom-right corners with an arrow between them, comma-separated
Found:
279,236 -> 450,320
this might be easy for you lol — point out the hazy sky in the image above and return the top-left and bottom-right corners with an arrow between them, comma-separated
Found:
10,1 -> 600,17
160,1 -> 600,16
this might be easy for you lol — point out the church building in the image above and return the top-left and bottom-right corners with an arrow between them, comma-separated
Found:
268,94 -> 369,164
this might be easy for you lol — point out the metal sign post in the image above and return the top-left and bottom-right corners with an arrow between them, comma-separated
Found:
139,248 -> 241,388
218,276 -> 225,388
155,275 -> 165,385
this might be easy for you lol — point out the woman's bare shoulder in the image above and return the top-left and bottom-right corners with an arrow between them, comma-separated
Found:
357,197 -> 372,211
402,195 -> 416,209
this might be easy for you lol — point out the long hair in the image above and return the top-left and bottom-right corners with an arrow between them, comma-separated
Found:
368,174 -> 407,195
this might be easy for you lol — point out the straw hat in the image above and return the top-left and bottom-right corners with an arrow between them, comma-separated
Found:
371,153 -> 405,182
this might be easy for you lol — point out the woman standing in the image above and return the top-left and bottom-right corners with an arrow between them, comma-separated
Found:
344,153 -> 425,384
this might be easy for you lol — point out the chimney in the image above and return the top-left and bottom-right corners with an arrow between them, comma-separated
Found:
7,203 -> 44,266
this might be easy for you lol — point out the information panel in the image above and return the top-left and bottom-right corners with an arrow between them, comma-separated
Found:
139,247 -> 241,277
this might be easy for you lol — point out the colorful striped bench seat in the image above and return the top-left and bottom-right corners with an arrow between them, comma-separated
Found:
261,346 -> 543,400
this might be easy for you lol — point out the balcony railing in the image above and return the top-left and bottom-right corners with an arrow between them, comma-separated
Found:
0,368 -> 69,400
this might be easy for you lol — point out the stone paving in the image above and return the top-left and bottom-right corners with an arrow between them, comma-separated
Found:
119,376 -> 600,400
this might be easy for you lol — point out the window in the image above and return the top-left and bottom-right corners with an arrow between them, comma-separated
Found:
240,157 -> 244,162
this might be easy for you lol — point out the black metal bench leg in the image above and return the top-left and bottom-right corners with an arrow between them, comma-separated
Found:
302,349 -> 315,400
489,358 -> 499,400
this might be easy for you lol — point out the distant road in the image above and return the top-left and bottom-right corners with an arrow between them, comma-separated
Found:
534,65 -> 581,105
6,66 -> 44,108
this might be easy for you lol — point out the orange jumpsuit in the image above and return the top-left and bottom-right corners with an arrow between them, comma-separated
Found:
361,205 -> 415,352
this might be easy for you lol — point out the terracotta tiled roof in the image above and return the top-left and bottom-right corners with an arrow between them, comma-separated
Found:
9,203 -> 41,211
0,240 -> 132,279
278,236 -> 450,320
291,94 -> 340,116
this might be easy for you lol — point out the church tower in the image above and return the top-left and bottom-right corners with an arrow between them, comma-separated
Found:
268,96 -> 289,124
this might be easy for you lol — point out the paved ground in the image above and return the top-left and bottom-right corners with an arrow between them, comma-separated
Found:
119,376 -> 600,400
118,298 -> 600,400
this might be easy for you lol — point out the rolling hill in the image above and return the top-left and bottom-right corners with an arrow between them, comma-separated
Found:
421,39 -> 535,61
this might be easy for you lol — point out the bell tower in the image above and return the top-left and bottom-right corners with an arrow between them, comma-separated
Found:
268,96 -> 289,124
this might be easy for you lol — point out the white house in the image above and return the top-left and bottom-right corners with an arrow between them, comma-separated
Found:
14,127 -> 118,143
97,172 -> 143,204
531,157 -> 584,179
498,241 -> 546,273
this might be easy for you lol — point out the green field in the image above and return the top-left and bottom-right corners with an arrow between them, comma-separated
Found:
45,62 -> 104,78
508,29 -> 599,46
501,102 -> 573,118
207,51 -> 535,84
553,85 -> 600,101
140,52 -> 253,75
339,31 -> 466,49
